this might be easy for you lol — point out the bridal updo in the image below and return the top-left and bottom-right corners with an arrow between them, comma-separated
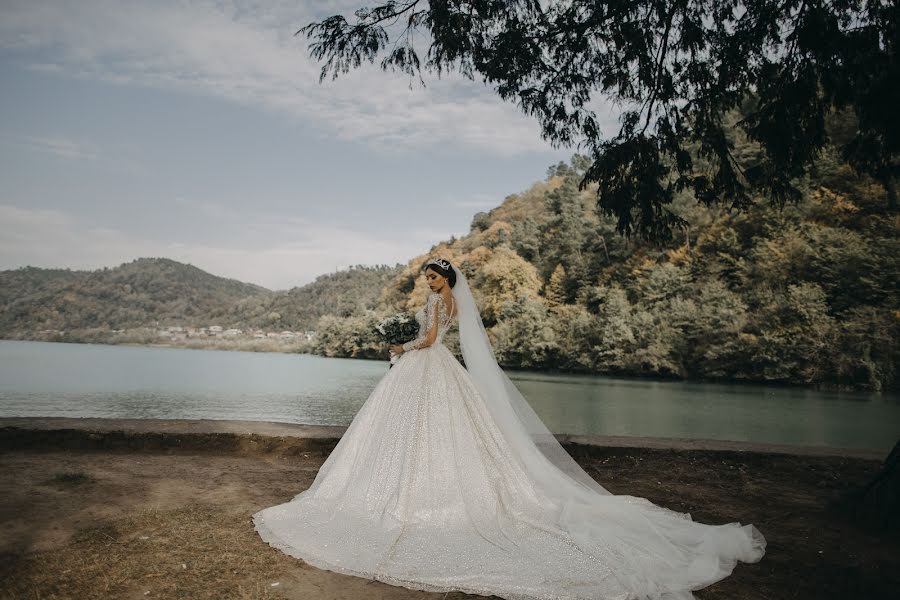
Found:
423,257 -> 456,288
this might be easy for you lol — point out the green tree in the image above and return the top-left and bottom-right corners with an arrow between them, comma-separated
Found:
492,297 -> 560,369
313,312 -> 384,359
509,215 -> 542,262
299,1 -> 898,239
740,283 -> 836,384
829,306 -> 898,391
471,211 -> 492,232
549,304 -> 600,371
586,285 -> 637,373
668,279 -> 750,378
540,176 -> 590,295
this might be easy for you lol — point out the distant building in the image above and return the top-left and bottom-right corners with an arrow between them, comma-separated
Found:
157,329 -> 186,340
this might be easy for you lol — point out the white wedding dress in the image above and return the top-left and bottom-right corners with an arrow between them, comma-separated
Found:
253,268 -> 766,600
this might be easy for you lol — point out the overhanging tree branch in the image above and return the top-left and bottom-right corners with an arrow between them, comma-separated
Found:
294,0 -> 898,239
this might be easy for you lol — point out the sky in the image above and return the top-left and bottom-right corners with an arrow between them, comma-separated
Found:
0,0 -> 620,290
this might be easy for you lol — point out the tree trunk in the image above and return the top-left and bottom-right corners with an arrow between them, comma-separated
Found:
831,438 -> 900,533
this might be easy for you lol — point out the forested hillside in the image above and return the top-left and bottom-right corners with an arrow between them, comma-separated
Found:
314,112 -> 898,391
3,109 -> 897,391
0,258 -> 401,336
238,264 -> 402,331
0,258 -> 268,332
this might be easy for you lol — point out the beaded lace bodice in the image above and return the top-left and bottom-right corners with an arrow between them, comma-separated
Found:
402,292 -> 456,351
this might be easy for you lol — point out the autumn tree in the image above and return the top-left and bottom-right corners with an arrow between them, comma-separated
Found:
544,264 -> 567,307
471,247 -> 543,324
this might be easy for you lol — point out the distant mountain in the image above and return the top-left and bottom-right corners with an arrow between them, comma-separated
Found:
258,265 -> 402,330
0,257 -> 402,335
0,258 -> 268,333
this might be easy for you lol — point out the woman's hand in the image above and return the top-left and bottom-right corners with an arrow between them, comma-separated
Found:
390,344 -> 404,355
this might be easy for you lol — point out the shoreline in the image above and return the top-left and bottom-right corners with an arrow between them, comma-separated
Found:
0,416 -> 887,460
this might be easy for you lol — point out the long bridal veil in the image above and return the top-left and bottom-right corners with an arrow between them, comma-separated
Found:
451,264 -> 765,597
452,264 -> 611,495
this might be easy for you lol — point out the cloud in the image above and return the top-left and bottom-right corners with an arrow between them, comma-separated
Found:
0,0 -> 568,156
16,135 -> 100,160
0,203 -> 449,290
25,63 -> 63,73
171,196 -> 244,222
0,133 -> 148,176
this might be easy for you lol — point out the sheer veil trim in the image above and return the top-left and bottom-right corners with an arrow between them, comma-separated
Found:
451,264 -> 612,496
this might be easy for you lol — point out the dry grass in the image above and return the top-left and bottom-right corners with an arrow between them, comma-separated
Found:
0,504 -> 289,600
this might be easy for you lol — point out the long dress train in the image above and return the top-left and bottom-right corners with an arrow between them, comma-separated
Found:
252,291 -> 766,600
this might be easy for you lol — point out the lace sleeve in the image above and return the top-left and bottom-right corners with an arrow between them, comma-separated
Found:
402,293 -> 440,352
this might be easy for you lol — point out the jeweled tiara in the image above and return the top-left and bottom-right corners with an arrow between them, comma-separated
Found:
426,257 -> 451,270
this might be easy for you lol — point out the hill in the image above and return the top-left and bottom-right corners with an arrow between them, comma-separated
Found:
0,258 -> 402,337
316,116 -> 898,391
0,258 -> 268,333
232,264 -> 402,332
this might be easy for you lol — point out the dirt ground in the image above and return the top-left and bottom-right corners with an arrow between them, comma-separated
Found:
0,422 -> 898,600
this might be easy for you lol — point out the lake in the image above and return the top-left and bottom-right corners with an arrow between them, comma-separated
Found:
1,340 -> 897,451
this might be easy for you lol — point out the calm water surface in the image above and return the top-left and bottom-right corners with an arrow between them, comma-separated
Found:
1,340 -> 897,451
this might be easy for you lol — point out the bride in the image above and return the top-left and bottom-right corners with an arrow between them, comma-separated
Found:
253,257 -> 766,600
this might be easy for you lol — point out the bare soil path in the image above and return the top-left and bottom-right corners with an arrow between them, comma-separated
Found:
0,418 -> 896,600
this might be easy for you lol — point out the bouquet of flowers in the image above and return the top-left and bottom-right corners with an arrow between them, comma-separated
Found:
375,312 -> 419,367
